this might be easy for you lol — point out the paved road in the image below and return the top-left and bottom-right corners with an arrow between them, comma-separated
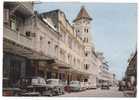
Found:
60,87 -> 125,97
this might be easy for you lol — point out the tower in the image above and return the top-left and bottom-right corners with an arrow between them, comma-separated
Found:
73,6 -> 93,46
73,6 -> 94,60
73,6 -> 97,86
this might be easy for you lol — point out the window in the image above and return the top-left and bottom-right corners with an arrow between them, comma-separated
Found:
86,29 -> 88,33
85,52 -> 88,56
84,28 -> 88,33
83,37 -> 88,43
68,37 -> 72,49
10,16 -> 16,31
48,41 -> 50,44
83,38 -> 86,42
84,28 -> 86,32
68,54 -> 70,60
55,45 -> 58,50
4,9 -> 9,23
54,45 -> 58,52
84,64 -> 89,70
26,31 -> 31,37
74,58 -> 76,64
86,38 -> 88,43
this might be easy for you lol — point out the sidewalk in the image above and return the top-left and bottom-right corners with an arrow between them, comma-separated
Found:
123,90 -> 136,97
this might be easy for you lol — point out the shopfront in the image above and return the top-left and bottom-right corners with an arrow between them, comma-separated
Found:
3,52 -> 32,87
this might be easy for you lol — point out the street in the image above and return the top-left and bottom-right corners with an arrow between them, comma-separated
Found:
60,87 -> 125,97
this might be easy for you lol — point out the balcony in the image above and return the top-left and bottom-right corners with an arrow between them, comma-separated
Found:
3,26 -> 34,50
4,2 -> 34,17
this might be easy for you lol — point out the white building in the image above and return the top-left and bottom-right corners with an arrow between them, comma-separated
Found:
73,6 -> 99,88
96,52 -> 115,87
3,3 -> 105,88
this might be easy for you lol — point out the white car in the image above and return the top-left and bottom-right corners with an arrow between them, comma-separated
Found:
69,81 -> 81,92
46,79 -> 65,95
87,82 -> 97,89
84,82 -> 89,89
19,76 -> 53,96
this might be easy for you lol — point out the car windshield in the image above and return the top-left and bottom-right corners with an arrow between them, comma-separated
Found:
103,82 -> 108,85
46,79 -> 59,84
32,77 -> 46,85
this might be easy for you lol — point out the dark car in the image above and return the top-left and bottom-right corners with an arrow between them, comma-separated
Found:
101,82 -> 110,89
3,77 -> 22,96
118,81 -> 125,91
46,79 -> 65,95
18,76 -> 53,96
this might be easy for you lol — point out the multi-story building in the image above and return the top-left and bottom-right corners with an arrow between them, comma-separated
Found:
125,50 -> 137,86
73,6 -> 99,87
3,2 -> 36,87
3,2 -> 104,88
96,52 -> 115,87
39,7 -> 94,84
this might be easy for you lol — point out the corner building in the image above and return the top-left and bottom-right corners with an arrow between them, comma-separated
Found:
3,2 -> 100,88
73,6 -> 99,87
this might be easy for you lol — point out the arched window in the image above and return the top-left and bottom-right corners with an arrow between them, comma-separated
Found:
86,29 -> 88,33
86,38 -> 88,43
84,64 -> 89,70
85,52 -> 88,56
84,28 -> 86,32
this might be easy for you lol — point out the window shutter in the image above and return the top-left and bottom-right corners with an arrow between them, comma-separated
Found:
4,9 -> 9,23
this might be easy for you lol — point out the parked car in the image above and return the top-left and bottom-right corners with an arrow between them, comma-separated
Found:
118,81 -> 126,91
3,77 -> 22,96
18,76 -> 53,96
87,82 -> 97,89
69,81 -> 81,92
80,82 -> 86,91
101,82 -> 110,89
46,79 -> 65,95
84,82 -> 90,89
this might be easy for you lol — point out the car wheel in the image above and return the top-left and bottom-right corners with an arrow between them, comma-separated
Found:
59,88 -> 62,95
48,90 -> 53,97
49,92 -> 53,97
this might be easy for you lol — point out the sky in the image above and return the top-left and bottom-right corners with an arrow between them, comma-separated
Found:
34,2 -> 137,80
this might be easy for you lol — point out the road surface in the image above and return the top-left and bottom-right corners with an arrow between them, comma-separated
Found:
60,87 -> 125,97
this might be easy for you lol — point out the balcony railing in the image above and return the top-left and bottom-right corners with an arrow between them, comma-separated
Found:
4,26 -> 34,50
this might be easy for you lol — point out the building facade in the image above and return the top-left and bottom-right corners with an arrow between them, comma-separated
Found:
125,50 -> 137,88
3,2 -> 36,87
96,52 -> 115,87
3,2 -> 105,88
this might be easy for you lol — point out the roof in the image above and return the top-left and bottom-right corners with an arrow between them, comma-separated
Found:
73,6 -> 92,22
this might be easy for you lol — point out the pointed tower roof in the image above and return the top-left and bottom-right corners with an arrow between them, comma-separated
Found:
73,6 -> 92,22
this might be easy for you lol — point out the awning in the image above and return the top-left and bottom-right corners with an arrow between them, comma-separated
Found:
3,38 -> 50,60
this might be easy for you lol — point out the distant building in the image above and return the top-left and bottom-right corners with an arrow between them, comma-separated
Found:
125,50 -> 137,86
96,52 -> 115,87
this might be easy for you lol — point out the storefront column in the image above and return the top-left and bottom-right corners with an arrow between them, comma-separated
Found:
32,60 -> 39,76
20,61 -> 26,78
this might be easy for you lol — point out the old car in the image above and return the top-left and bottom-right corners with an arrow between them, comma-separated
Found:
80,82 -> 86,91
84,82 -> 90,90
118,81 -> 126,91
101,82 -> 110,89
18,76 -> 53,96
87,82 -> 97,89
3,77 -> 22,96
69,81 -> 81,92
46,79 -> 65,95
